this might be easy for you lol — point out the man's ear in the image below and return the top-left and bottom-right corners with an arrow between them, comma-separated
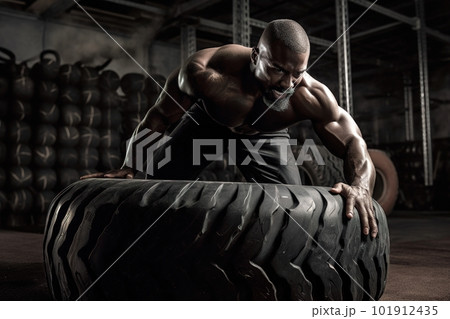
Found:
251,47 -> 259,65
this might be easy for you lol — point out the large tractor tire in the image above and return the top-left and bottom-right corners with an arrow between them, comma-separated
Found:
294,145 -> 345,187
43,179 -> 389,301
368,149 -> 398,216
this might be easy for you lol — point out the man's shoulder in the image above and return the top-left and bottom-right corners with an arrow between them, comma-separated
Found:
292,73 -> 340,122
189,44 -> 251,74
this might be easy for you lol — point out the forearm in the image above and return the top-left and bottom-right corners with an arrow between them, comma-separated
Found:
343,137 -> 375,195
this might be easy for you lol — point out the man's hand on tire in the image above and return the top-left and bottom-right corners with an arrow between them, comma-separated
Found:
330,182 -> 378,238
80,167 -> 135,180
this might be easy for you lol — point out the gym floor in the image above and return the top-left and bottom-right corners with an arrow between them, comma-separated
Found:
0,210 -> 449,301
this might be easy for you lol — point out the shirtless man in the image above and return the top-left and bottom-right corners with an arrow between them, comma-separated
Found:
82,19 -> 378,238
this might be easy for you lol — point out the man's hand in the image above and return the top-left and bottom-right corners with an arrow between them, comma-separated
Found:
330,182 -> 378,238
80,168 -> 135,180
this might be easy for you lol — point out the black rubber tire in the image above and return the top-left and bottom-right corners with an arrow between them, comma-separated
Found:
78,147 -> 99,169
57,168 -> 80,188
34,125 -> 57,146
38,103 -> 60,124
100,108 -> 122,129
34,168 -> 57,191
99,149 -> 121,170
9,166 -> 33,189
10,100 -> 31,121
81,89 -> 101,106
58,127 -> 80,147
80,67 -> 99,88
37,81 -> 59,103
99,70 -> 120,91
34,191 -> 57,228
59,64 -> 82,86
198,160 -> 246,182
81,106 -> 102,128
121,73 -> 146,94
12,76 -> 34,101
59,86 -> 81,105
8,121 -> 31,144
57,148 -> 79,167
100,91 -> 121,109
292,145 -> 398,215
292,145 -> 346,187
9,144 -> 32,166
99,130 -> 121,149
33,146 -> 56,168
60,105 -> 82,127
79,127 -> 100,148
78,169 -> 98,177
32,50 -> 60,81
368,149 -> 399,216
125,92 -> 148,114
43,179 -> 389,301
7,189 -> 33,226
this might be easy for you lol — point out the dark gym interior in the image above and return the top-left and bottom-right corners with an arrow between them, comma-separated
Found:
0,0 -> 449,301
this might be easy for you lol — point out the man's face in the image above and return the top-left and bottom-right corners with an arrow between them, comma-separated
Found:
252,40 -> 309,111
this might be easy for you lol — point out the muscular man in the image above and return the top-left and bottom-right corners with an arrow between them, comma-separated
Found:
83,19 -> 378,238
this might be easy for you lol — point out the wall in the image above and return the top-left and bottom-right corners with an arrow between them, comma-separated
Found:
148,41 -> 181,78
0,9 -> 148,77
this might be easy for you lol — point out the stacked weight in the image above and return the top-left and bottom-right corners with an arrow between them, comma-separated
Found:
31,50 -> 62,227
4,50 -> 35,227
1,47 -> 169,231
98,69 -> 122,171
60,62 -> 97,179
119,73 -> 166,156
121,73 -> 149,140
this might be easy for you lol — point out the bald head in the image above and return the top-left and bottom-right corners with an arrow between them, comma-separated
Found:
260,19 -> 310,54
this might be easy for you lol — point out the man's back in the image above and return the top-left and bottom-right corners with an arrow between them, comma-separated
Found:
180,44 -> 261,130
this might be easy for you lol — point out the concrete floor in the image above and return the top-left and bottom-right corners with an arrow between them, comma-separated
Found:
381,211 -> 450,301
0,210 -> 449,301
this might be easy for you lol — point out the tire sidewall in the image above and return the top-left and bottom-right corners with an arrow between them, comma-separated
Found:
368,149 -> 399,215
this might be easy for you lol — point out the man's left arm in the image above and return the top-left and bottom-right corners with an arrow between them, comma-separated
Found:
305,86 -> 377,238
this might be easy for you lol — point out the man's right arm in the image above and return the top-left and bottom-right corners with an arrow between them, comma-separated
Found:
80,67 -> 194,179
